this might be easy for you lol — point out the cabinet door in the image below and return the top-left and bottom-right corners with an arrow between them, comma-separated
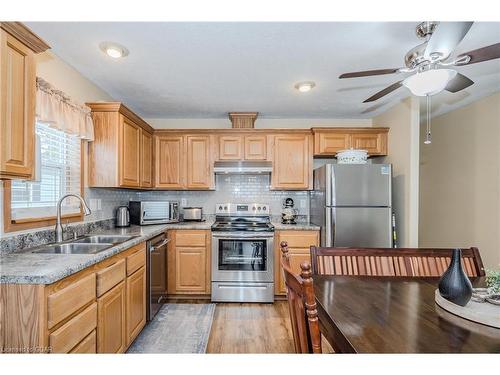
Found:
186,135 -> 213,189
155,135 -> 185,189
244,135 -> 267,160
140,131 -> 153,188
0,30 -> 35,179
175,247 -> 206,293
275,231 -> 319,295
97,281 -> 126,353
119,117 -> 141,187
313,132 -> 351,156
126,266 -> 146,347
272,134 -> 312,190
218,136 -> 242,160
350,132 -> 387,155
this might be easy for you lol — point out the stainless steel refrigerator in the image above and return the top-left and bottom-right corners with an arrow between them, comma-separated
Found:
311,164 -> 393,248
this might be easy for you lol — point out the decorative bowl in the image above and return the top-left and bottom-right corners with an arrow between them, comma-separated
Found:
336,149 -> 369,164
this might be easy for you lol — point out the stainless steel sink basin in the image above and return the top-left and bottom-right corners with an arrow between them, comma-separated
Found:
74,235 -> 137,244
32,242 -> 112,254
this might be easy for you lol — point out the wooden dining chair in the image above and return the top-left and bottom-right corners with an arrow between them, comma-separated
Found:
280,241 -> 322,354
309,247 -> 485,277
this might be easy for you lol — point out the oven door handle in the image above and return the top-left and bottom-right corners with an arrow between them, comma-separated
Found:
212,233 -> 274,239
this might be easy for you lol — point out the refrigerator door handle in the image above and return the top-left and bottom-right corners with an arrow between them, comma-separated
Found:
326,208 -> 335,247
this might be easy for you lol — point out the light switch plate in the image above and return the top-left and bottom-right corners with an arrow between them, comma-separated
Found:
300,199 -> 306,209
181,198 -> 187,207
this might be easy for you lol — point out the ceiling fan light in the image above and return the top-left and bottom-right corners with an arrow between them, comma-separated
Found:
402,69 -> 457,96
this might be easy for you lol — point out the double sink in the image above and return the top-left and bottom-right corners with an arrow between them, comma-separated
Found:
31,235 -> 138,255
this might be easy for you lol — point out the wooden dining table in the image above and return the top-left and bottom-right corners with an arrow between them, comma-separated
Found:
313,275 -> 500,353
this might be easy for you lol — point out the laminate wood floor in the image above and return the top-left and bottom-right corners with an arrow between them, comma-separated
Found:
207,301 -> 295,354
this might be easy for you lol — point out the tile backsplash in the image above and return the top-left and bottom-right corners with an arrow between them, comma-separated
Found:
85,174 -> 309,221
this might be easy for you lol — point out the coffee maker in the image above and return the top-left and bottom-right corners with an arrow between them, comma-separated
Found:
281,198 -> 298,224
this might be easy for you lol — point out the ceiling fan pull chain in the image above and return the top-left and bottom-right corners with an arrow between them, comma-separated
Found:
424,95 -> 432,144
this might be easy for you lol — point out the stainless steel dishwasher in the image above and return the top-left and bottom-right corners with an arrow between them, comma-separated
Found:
146,233 -> 170,321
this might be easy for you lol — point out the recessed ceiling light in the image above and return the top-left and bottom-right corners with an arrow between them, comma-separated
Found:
295,81 -> 316,93
99,42 -> 129,59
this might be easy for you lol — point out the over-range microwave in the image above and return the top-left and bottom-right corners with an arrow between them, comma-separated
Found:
129,201 -> 180,225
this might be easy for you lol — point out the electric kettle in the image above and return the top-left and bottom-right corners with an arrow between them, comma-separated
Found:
116,206 -> 130,227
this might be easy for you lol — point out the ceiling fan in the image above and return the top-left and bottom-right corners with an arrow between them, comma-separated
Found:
339,22 -> 500,103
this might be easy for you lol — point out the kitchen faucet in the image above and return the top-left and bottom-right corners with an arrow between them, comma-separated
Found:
55,194 -> 92,243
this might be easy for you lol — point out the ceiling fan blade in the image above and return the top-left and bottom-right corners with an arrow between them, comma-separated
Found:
424,22 -> 473,60
457,42 -> 500,65
363,81 -> 403,103
339,68 -> 400,79
445,73 -> 474,93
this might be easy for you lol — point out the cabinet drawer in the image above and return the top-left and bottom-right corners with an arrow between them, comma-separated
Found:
280,231 -> 318,248
127,245 -> 146,276
175,231 -> 206,247
70,330 -> 97,354
96,259 -> 126,297
47,273 -> 96,329
49,302 -> 97,353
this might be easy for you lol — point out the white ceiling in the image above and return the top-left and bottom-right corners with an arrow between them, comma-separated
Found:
27,22 -> 500,119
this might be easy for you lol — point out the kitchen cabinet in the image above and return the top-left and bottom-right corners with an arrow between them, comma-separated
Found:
0,23 -> 49,179
97,281 -> 126,353
275,230 -> 319,295
271,133 -> 313,190
87,102 -> 154,189
0,240 -> 148,354
140,130 -> 153,188
218,135 -> 243,160
167,230 -> 211,295
154,133 -> 214,190
313,128 -> 389,156
217,134 -> 268,161
186,135 -> 214,189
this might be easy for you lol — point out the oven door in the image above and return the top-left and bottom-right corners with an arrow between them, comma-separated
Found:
211,232 -> 274,283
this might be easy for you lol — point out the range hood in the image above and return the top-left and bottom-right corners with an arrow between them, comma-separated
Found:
213,161 -> 273,175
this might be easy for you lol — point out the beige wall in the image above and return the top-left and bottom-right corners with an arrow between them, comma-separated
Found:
146,118 -> 372,129
373,97 -> 420,248
419,92 -> 500,268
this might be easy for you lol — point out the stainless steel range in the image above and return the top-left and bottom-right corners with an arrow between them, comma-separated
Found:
211,203 -> 274,303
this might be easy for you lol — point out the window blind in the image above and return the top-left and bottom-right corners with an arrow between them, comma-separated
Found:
11,123 -> 82,220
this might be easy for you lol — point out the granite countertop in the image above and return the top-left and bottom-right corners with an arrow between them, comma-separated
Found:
271,221 -> 320,231
0,220 -> 214,285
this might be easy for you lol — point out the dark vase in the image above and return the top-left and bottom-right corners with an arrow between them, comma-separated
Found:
438,249 -> 473,306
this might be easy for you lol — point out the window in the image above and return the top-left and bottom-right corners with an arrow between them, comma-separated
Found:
10,122 -> 82,221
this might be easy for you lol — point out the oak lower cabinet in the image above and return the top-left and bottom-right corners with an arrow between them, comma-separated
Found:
313,128 -> 389,156
271,133 -> 313,190
0,23 -> 49,179
0,241 -> 148,354
154,133 -> 214,190
87,102 -> 154,189
275,230 -> 319,295
167,230 -> 211,295
126,266 -> 146,346
97,281 -> 126,353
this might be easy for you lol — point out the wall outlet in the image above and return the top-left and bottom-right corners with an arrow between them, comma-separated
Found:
97,199 -> 101,210
181,198 -> 187,207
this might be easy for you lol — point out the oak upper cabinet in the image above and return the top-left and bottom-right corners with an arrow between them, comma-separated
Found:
218,135 -> 242,160
97,281 -> 127,353
119,117 -> 141,188
217,134 -> 268,161
155,134 -> 185,189
313,128 -> 389,156
87,102 -> 155,189
244,135 -> 267,160
167,230 -> 210,295
271,133 -> 313,190
275,230 -> 319,295
140,130 -> 153,188
0,23 -> 49,179
186,135 -> 214,189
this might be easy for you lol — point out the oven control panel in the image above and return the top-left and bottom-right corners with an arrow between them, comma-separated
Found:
215,203 -> 270,216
